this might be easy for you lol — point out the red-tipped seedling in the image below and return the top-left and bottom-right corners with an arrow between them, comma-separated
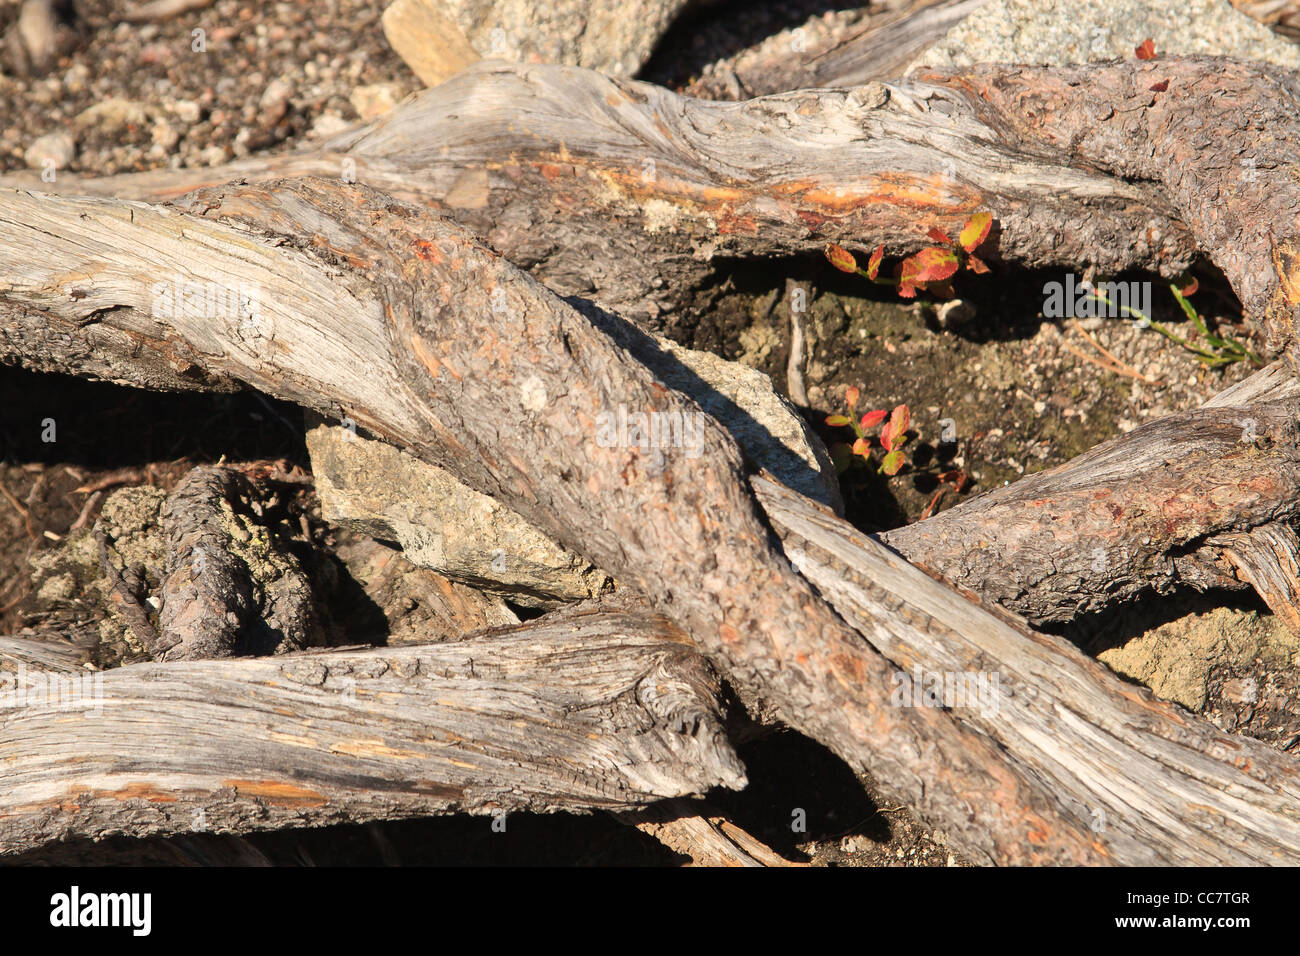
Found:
824,387 -> 913,476
827,211 -> 994,301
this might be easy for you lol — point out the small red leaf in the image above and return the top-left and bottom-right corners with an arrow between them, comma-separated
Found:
861,409 -> 888,429
881,449 -> 905,476
825,243 -> 858,273
912,246 -> 960,283
866,244 -> 884,280
1178,276 -> 1199,296
966,253 -> 990,275
1135,38 -> 1156,59
958,211 -> 992,253
1149,79 -> 1169,93
851,437 -> 871,457
897,258 -> 920,299
890,403 -> 911,440
881,404 -> 911,451
825,414 -> 852,427
845,386 -> 860,410
926,227 -> 953,245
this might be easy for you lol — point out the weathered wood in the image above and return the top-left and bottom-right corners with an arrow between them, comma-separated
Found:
6,175 -> 1300,863
915,59 -> 1300,353
684,0 -> 988,100
158,465 -> 321,660
0,602 -> 744,856
0,179 -> 1109,864
753,475 -> 1300,866
1,60 -> 1213,327
1213,523 -> 1300,633
306,421 -> 1300,864
881,398 -> 1300,624
619,799 -> 804,867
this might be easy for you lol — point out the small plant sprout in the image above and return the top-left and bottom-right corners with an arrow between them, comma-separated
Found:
1082,276 -> 1260,367
824,211 -> 993,300
825,387 -> 912,476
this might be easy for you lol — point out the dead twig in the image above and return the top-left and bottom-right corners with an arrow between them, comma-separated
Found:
69,490 -> 105,532
1070,319 -> 1161,384
1062,337 -> 1154,385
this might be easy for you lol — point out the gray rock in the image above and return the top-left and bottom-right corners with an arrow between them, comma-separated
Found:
306,417 -> 612,608
584,310 -> 843,513
913,0 -> 1300,71
437,0 -> 708,78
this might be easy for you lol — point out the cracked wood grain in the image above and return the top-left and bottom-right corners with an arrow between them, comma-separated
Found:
0,59 -> 1211,329
0,179 -> 1108,864
0,601 -> 743,856
753,474 -> 1300,866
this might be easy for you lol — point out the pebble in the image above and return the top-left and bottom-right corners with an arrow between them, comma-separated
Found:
74,97 -> 149,132
258,78 -> 293,126
309,113 -> 352,140
349,82 -> 403,121
24,130 -> 76,170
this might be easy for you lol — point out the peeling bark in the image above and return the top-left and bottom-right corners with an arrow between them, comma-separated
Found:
754,474 -> 1300,866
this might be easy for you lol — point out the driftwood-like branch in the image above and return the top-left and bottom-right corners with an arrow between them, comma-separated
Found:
5,179 -> 1299,862
684,0 -> 988,100
881,398 -> 1300,625
3,59 -> 1225,326
753,475 -> 1300,866
158,465 -> 321,660
9,59 -> 1296,339
305,415 -> 1300,865
618,799 -> 804,867
0,179 -> 1111,864
0,602 -> 744,856
916,59 -> 1300,352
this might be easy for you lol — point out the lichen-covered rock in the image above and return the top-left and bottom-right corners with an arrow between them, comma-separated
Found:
307,417 -> 611,608
25,486 -> 167,668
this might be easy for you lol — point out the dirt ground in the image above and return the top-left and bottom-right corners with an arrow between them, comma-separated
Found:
2,0 -> 1297,866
